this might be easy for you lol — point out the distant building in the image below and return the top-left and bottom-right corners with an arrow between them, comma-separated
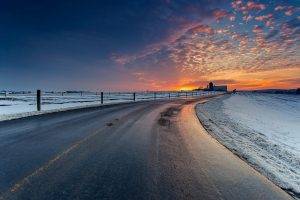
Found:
205,82 -> 227,92
208,82 -> 214,91
214,85 -> 227,91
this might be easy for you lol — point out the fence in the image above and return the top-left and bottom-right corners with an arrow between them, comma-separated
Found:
0,90 -> 220,114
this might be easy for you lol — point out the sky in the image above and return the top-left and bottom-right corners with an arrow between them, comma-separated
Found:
0,0 -> 299,91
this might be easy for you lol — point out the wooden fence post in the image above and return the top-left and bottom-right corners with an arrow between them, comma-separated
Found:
133,92 -> 136,102
101,92 -> 104,104
37,89 -> 41,111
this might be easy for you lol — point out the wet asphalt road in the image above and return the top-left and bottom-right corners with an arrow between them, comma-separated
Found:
0,97 -> 292,200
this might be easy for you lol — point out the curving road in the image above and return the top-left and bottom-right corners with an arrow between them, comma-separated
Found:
0,97 -> 291,200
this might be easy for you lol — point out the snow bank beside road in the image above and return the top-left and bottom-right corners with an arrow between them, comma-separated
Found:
196,93 -> 300,197
223,93 -> 300,156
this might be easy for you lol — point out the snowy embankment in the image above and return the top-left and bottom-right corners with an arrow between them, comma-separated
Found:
196,93 -> 300,198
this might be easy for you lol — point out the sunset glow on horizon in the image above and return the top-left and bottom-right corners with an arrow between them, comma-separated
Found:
0,0 -> 299,91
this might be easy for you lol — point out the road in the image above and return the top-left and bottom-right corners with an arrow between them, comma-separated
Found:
0,96 -> 292,200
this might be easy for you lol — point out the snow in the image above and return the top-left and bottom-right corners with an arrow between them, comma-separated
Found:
223,93 -> 300,156
196,93 -> 300,197
0,91 -> 215,121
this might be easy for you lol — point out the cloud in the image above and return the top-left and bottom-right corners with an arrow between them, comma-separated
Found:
280,19 -> 300,41
243,14 -> 253,22
211,79 -> 238,84
246,1 -> 266,11
213,9 -> 235,22
265,30 -> 279,40
188,24 -> 214,35
274,5 -> 298,16
275,5 -> 285,11
252,25 -> 264,34
277,78 -> 300,85
232,0 -> 266,14
255,14 -> 274,27
110,0 -> 299,89
284,6 -> 295,16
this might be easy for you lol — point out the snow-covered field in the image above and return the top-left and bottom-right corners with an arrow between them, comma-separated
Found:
0,91 -> 213,121
196,92 -> 300,197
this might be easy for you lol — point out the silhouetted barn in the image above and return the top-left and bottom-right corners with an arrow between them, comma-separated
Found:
214,85 -> 227,92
